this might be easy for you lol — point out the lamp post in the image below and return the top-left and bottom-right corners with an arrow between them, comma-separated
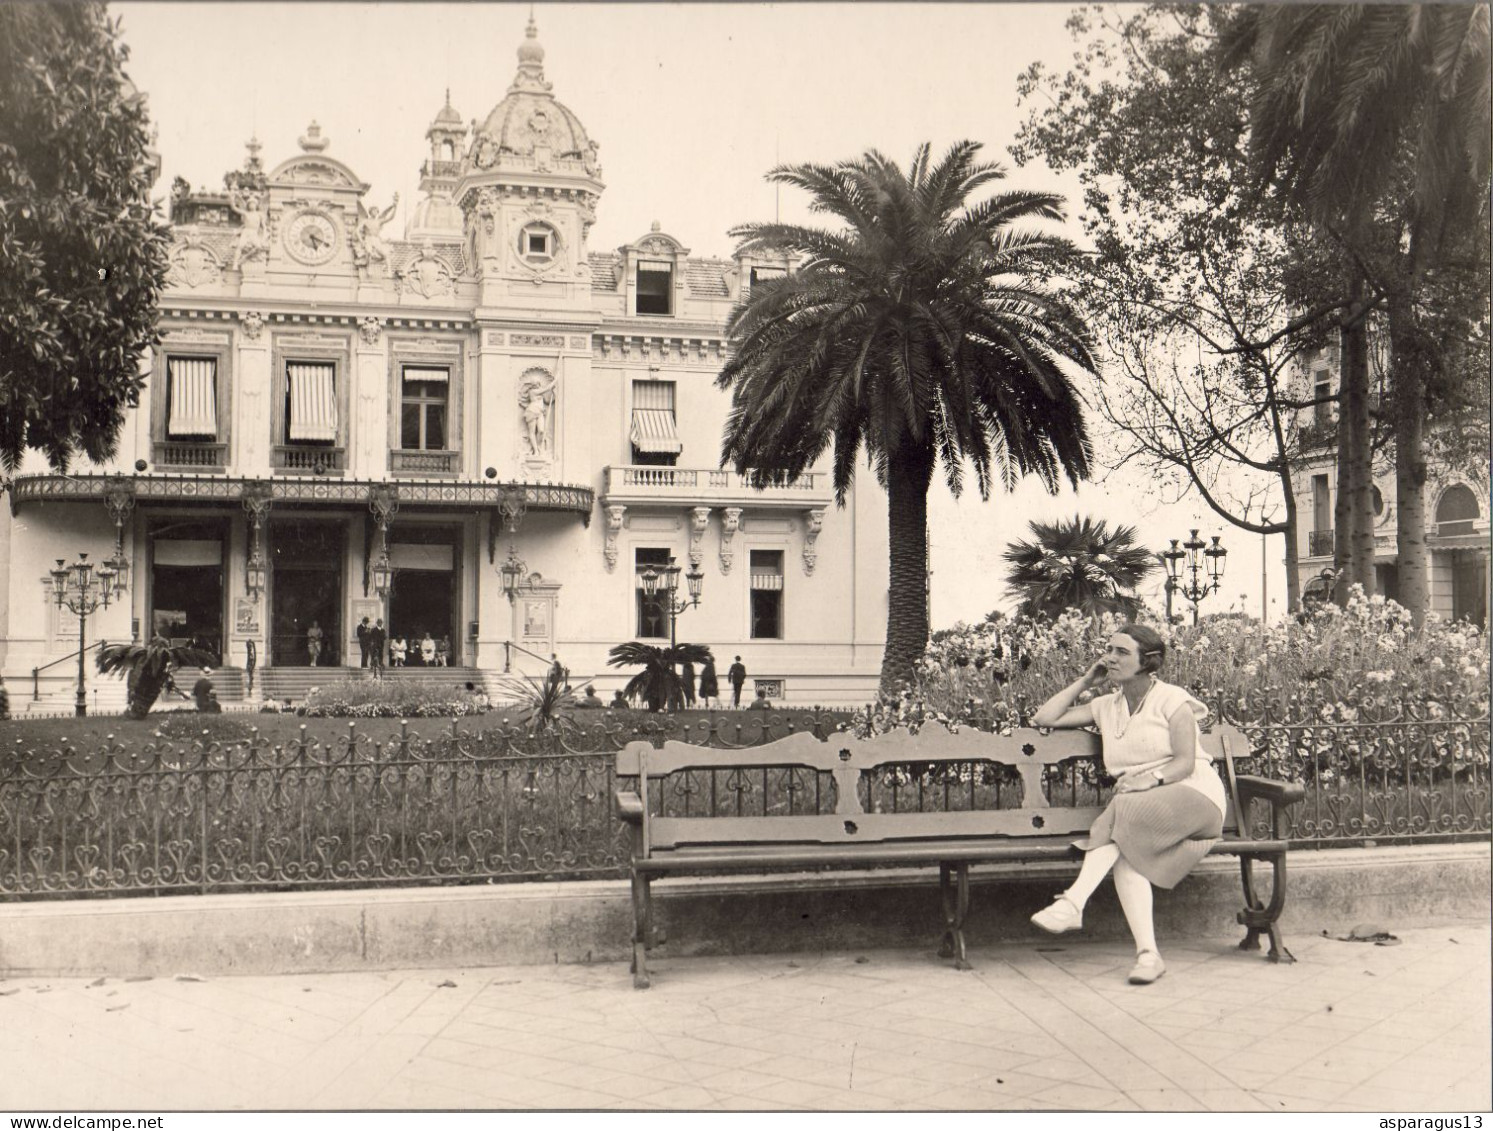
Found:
1160,530 -> 1228,626
638,556 -> 704,648
50,553 -> 116,717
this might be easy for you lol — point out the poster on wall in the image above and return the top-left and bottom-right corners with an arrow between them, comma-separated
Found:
522,598 -> 549,640
234,598 -> 260,635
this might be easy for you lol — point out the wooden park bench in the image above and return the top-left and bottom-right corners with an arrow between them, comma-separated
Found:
615,724 -> 1305,988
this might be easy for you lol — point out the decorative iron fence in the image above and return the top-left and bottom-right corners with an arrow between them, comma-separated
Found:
0,712 -> 844,899
0,708 -> 1484,900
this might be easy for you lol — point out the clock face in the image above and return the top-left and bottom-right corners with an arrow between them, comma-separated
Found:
284,211 -> 339,265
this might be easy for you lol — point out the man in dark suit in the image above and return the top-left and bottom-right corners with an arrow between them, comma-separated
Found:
368,618 -> 387,673
728,655 -> 747,708
356,616 -> 371,667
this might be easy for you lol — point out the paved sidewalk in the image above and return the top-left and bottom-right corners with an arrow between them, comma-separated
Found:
0,923 -> 1486,1112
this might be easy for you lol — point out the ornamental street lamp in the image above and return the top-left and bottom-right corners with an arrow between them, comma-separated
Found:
50,553 -> 114,717
638,556 -> 704,648
1161,530 -> 1228,627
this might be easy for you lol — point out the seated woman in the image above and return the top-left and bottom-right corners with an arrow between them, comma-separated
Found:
1028,623 -> 1225,986
389,636 -> 407,667
419,632 -> 436,666
435,636 -> 450,667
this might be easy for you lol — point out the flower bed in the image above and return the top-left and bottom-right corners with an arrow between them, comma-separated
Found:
299,678 -> 490,718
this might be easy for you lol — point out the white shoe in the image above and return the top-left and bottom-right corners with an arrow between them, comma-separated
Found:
1128,950 -> 1166,984
1030,894 -> 1083,934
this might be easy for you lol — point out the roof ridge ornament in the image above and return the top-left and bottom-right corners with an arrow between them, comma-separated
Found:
510,15 -> 552,95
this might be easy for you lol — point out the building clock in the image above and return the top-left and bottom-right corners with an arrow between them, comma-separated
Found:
284,210 -> 339,266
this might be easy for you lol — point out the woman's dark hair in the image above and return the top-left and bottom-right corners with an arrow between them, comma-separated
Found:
1118,623 -> 1166,673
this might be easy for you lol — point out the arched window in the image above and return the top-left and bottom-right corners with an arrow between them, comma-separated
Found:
1435,484 -> 1480,536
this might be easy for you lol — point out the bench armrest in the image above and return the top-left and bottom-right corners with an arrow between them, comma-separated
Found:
1234,774 -> 1305,839
616,790 -> 644,824
1234,775 -> 1305,808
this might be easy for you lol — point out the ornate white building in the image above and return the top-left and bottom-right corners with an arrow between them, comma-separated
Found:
1290,342 -> 1489,626
0,20 -> 889,710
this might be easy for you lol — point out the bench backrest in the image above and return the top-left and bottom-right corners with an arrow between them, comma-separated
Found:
617,725 -> 1248,853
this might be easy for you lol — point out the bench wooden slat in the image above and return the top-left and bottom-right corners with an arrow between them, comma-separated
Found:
650,806 -> 1099,848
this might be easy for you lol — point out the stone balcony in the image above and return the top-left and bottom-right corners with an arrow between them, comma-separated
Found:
601,465 -> 834,509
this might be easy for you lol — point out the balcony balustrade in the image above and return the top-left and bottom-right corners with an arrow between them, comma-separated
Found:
390,449 -> 460,476
272,445 -> 346,475
602,464 -> 834,507
1308,528 -> 1334,557
152,441 -> 227,470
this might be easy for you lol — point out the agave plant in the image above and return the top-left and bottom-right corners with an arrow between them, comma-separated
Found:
97,635 -> 218,719
607,642 -> 714,712
489,664 -> 580,734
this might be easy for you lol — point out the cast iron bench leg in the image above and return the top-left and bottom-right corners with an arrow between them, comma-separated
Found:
937,862 -> 973,970
630,871 -> 652,989
1236,854 -> 1296,965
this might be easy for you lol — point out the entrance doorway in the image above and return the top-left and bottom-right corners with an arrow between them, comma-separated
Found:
148,520 -> 227,664
270,520 -> 344,666
387,525 -> 460,666
1451,553 -> 1488,628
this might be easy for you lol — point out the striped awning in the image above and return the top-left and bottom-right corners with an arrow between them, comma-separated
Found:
629,409 -> 682,454
166,358 -> 217,437
403,366 -> 449,385
288,363 -> 338,441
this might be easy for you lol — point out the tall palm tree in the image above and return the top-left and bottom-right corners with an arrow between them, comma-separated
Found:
1224,5 -> 1492,622
97,636 -> 216,720
719,142 -> 1096,692
607,642 -> 713,713
1002,516 -> 1158,622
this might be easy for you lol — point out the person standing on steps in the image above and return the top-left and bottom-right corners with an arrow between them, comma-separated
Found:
368,618 -> 387,674
728,655 -> 747,708
356,616 -> 371,667
1028,623 -> 1226,987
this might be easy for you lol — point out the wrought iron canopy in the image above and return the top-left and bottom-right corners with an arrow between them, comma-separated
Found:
10,472 -> 595,525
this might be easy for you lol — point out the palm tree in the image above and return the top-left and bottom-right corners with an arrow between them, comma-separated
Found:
1223,6 -> 1492,622
718,142 -> 1096,692
1002,516 -> 1158,622
490,664 -> 580,734
97,636 -> 216,720
607,642 -> 714,713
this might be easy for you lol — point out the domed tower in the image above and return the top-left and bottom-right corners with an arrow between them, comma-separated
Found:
456,16 -> 603,310
407,91 -> 467,240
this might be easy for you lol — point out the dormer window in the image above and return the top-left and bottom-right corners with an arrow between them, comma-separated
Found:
750,266 -> 786,290
519,221 -> 557,266
636,261 -> 673,315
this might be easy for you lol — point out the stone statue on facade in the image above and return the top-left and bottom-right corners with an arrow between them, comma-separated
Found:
226,188 -> 269,270
353,194 -> 398,269
519,370 -> 557,459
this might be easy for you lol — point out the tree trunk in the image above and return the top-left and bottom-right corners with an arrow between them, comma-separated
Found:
1281,490 -> 1302,612
1389,228 -> 1432,626
879,444 -> 935,694
127,665 -> 167,719
1345,278 -> 1377,596
1335,268 -> 1376,604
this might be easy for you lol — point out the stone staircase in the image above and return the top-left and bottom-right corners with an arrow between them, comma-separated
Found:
22,666 -> 250,717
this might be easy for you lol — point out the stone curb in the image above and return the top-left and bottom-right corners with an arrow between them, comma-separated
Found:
0,841 -> 1484,978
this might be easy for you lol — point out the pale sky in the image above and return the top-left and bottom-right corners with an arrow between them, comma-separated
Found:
112,1 -> 1289,628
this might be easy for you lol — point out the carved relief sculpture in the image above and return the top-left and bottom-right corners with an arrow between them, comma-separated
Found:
518,368 -> 557,460
804,508 -> 826,575
603,504 -> 627,571
396,240 -> 456,299
690,507 -> 710,570
226,188 -> 270,270
167,240 -> 223,289
239,311 -> 265,340
357,316 -> 383,345
719,507 -> 743,574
